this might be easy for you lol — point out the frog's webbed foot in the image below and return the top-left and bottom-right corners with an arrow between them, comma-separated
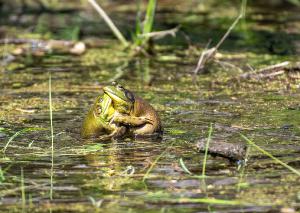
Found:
95,135 -> 112,141
94,128 -> 126,141
107,126 -> 127,138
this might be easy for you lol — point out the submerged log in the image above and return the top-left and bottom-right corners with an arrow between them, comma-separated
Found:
196,139 -> 247,161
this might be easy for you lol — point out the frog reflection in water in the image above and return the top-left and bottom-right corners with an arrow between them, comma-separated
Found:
81,82 -> 162,139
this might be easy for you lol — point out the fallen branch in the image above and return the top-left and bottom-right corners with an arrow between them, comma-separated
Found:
237,61 -> 300,81
239,61 -> 290,80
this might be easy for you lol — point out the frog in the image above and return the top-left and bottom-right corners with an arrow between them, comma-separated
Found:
81,93 -> 126,139
103,82 -> 162,136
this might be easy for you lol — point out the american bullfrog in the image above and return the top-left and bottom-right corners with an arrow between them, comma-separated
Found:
81,93 -> 126,139
103,82 -> 162,136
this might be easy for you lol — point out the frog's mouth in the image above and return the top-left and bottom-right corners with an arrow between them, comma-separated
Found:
104,89 -> 127,103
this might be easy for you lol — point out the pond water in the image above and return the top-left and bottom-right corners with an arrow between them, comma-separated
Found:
0,1 -> 300,212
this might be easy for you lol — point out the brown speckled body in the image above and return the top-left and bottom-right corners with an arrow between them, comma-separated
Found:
130,96 -> 162,135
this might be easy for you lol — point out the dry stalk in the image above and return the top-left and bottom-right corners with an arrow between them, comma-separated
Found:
193,13 -> 243,74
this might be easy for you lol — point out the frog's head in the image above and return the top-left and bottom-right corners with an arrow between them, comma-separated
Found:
93,93 -> 115,121
103,82 -> 135,114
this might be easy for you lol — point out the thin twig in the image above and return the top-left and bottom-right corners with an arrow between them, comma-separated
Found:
193,40 -> 211,74
88,0 -> 129,47
215,13 -> 243,50
139,26 -> 180,40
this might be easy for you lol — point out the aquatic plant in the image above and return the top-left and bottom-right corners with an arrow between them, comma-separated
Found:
142,141 -> 176,182
144,191 -> 250,206
179,158 -> 192,175
21,167 -> 26,209
179,123 -> 213,179
88,196 -> 103,208
202,123 -> 213,177
2,128 -> 44,154
133,0 -> 156,47
0,167 -> 5,183
237,146 -> 251,191
49,73 -> 54,200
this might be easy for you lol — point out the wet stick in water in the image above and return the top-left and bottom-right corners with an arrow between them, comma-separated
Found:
49,73 -> 54,200
240,134 -> 300,176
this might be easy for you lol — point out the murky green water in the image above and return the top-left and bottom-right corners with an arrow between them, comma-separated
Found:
0,1 -> 300,212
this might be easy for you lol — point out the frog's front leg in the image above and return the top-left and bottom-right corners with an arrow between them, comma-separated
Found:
112,113 -> 154,126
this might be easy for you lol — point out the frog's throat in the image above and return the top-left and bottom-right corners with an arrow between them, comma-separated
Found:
92,110 -> 108,124
102,97 -> 112,115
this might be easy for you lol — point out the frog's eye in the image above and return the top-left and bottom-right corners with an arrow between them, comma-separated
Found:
125,91 -> 135,102
117,85 -> 124,90
94,107 -> 102,117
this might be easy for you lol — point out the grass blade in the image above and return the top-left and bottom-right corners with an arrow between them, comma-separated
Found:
241,0 -> 247,18
143,0 -> 156,34
135,0 -> 142,36
179,158 -> 193,175
202,123 -> 213,177
240,134 -> 300,176
143,141 -> 175,182
2,127 -> 44,154
21,167 -> 26,209
49,73 -> 54,200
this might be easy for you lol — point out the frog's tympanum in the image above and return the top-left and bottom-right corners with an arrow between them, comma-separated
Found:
103,82 -> 162,136
81,82 -> 162,139
81,93 -> 126,139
